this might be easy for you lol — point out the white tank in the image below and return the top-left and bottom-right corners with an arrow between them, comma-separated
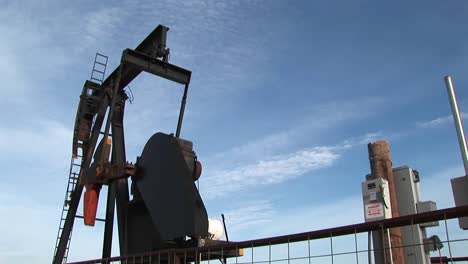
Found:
208,218 -> 224,240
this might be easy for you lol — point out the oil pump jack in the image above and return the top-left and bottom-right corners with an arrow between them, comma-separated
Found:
53,25 -> 238,264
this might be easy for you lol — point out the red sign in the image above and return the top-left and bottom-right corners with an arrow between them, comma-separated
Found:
365,203 -> 384,220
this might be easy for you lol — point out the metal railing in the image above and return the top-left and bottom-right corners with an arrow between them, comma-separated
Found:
68,205 -> 468,264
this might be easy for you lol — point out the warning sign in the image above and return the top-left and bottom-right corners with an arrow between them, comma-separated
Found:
365,203 -> 384,220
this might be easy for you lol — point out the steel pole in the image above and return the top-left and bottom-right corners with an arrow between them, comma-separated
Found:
444,76 -> 468,176
175,84 -> 189,138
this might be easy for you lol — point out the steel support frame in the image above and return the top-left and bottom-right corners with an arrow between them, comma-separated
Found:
100,44 -> 191,257
53,95 -> 110,264
119,48 -> 191,138
121,49 -> 191,85
112,93 -> 131,256
102,90 -> 129,258
100,25 -> 175,91
54,24 -> 193,264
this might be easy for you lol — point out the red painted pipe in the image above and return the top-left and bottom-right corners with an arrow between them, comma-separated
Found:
83,184 -> 101,226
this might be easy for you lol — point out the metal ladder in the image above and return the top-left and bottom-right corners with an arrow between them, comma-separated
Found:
53,158 -> 82,263
53,53 -> 108,263
90,53 -> 108,86
87,53 -> 109,136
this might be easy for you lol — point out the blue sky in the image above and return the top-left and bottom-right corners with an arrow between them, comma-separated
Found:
1,0 -> 468,263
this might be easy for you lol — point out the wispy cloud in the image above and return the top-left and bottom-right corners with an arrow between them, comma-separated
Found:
201,146 -> 340,200
220,200 -> 275,238
208,130 -> 296,168
0,120 -> 71,169
340,132 -> 383,148
200,129 -> 382,200
206,98 -> 385,166
76,6 -> 126,52
416,113 -> 468,129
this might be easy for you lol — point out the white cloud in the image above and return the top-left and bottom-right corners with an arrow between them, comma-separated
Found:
340,132 -> 383,148
417,115 -> 452,128
211,131 -> 294,166
417,113 -> 468,129
220,200 -> 276,239
0,120 -> 71,168
201,146 -> 340,200
205,97 -> 386,169
200,130 -> 383,200
79,7 -> 125,51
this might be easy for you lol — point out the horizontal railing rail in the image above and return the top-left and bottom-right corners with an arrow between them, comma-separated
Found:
68,204 -> 468,264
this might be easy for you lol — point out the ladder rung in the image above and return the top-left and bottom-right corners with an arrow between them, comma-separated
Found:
93,62 -> 106,68
90,77 -> 103,82
96,53 -> 108,59
95,61 -> 106,67
93,69 -> 105,75
72,163 -> 81,167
